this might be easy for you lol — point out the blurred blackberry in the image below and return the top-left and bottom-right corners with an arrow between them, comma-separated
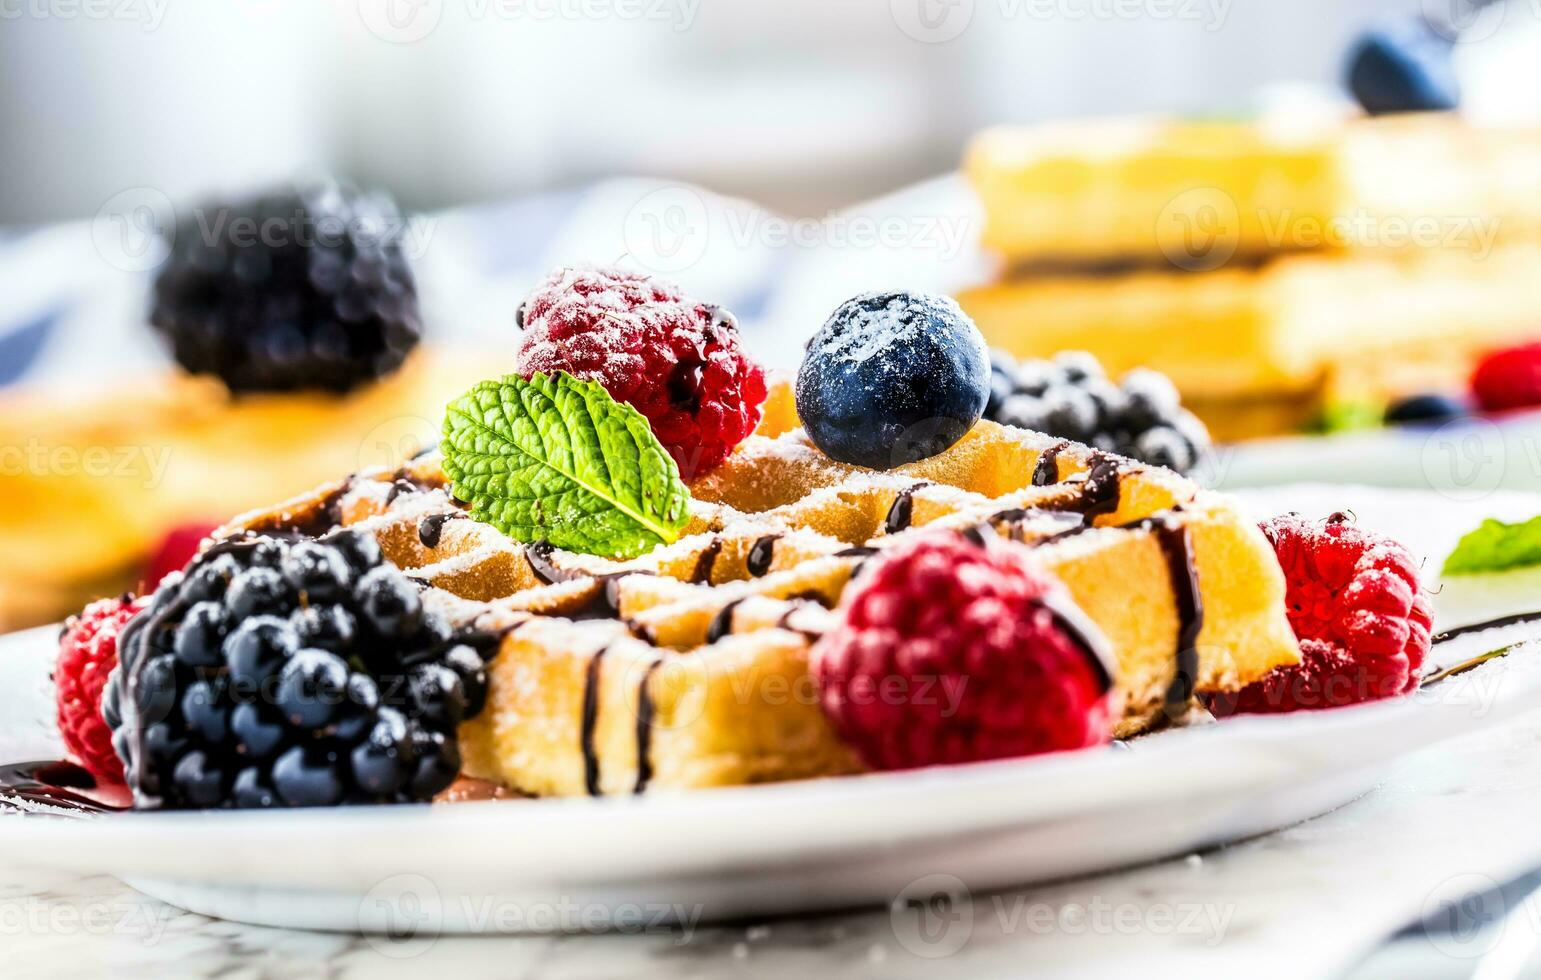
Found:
150,181 -> 422,394
104,531 -> 497,810
986,350 -> 1211,474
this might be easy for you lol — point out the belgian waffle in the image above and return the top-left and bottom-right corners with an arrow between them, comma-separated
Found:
224,411 -> 1300,798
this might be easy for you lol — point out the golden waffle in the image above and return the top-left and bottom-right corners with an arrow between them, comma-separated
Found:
967,113 -> 1541,265
224,411 -> 1300,798
0,349 -> 503,632
958,244 -> 1541,440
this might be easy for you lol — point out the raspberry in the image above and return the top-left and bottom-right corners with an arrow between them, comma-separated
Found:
810,531 -> 1113,771
515,266 -> 767,480
1214,513 -> 1432,714
1471,342 -> 1541,412
143,521 -> 220,592
56,595 -> 149,784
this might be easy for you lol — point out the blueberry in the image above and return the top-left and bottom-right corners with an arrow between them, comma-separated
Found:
351,708 -> 413,796
230,702 -> 286,760
323,528 -> 382,574
181,553 -> 242,603
224,615 -> 299,686
172,750 -> 225,808
181,680 -> 229,743
1053,351 -> 1103,384
1080,378 -> 1127,429
356,566 -> 423,636
1346,20 -> 1459,116
1385,392 -> 1466,426
987,366 -> 1017,416
1121,369 -> 1182,429
134,654 -> 180,726
231,767 -> 278,808
795,291 -> 990,469
407,662 -> 468,729
281,542 -> 352,603
173,601 -> 228,668
271,745 -> 344,807
408,728 -> 461,799
1041,387 -> 1099,440
332,673 -> 381,744
276,648 -> 351,729
290,604 -> 357,651
998,394 -> 1051,433
442,644 -> 488,718
1012,361 -> 1059,397
226,567 -> 290,619
1134,427 -> 1195,473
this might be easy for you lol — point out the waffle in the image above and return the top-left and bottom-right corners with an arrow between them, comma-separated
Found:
967,113 -> 1541,265
0,349 -> 502,632
224,405 -> 1300,798
958,244 -> 1541,441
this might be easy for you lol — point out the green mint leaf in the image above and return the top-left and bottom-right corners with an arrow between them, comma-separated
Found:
1443,515 -> 1541,576
441,371 -> 691,560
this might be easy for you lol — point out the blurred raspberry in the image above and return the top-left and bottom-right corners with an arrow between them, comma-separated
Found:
810,531 -> 1113,771
515,266 -> 767,479
1214,512 -> 1432,714
143,522 -> 219,591
1472,342 -> 1541,412
56,595 -> 148,784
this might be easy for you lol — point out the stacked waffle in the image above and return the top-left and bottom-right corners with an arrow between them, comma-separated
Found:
958,113 -> 1541,440
224,402 -> 1301,797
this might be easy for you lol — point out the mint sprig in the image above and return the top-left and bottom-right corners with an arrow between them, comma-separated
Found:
441,372 -> 691,560
1443,515 -> 1541,576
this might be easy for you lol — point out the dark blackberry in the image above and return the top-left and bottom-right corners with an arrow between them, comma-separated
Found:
150,180 -> 422,394
1384,392 -> 1466,426
1346,19 -> 1459,116
104,534 -> 496,810
983,349 -> 1211,475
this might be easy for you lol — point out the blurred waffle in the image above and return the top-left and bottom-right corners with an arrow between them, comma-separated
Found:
225,411 -> 1300,797
961,113 -> 1541,437
0,349 -> 502,632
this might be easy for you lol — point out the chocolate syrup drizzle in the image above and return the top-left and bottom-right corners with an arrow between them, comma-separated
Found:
580,645 -> 609,796
0,760 -> 124,815
690,538 -> 723,584
1032,441 -> 1069,487
883,483 -> 932,535
417,512 -> 465,549
747,535 -> 779,578
633,661 -> 663,795
1122,513 -> 1205,714
707,598 -> 747,644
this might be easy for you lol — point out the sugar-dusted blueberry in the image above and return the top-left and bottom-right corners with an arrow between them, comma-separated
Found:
226,566 -> 291,619
407,662 -> 469,729
173,601 -> 228,668
276,648 -> 351,729
271,745 -> 345,808
356,566 -> 423,636
230,702 -> 286,761
231,767 -> 278,808
224,615 -> 299,686
172,751 -> 225,809
180,680 -> 229,744
1041,387 -> 1099,441
291,603 -> 357,651
442,644 -> 488,718
408,727 -> 462,799
351,707 -> 413,796
322,528 -> 383,575
281,541 -> 352,603
1134,427 -> 1195,474
796,291 -> 990,469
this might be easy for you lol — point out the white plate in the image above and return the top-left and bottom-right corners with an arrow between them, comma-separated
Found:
5,485 -> 1541,934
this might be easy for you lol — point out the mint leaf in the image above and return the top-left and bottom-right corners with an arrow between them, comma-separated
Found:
441,372 -> 691,560
1443,515 -> 1541,575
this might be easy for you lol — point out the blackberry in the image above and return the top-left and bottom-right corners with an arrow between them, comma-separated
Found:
104,531 -> 497,810
150,180 -> 422,394
985,350 -> 1211,475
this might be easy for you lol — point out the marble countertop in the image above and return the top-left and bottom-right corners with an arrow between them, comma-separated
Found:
9,711 -> 1541,980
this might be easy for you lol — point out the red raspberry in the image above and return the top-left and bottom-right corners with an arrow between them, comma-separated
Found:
56,595 -> 149,784
515,266 -> 767,480
810,531 -> 1112,771
1215,513 -> 1432,714
1472,342 -> 1541,412
143,521 -> 219,591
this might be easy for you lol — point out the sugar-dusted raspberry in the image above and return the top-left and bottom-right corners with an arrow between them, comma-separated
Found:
515,266 -> 767,480
810,531 -> 1113,771
1214,512 -> 1432,714
56,595 -> 149,784
1472,342 -> 1541,413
